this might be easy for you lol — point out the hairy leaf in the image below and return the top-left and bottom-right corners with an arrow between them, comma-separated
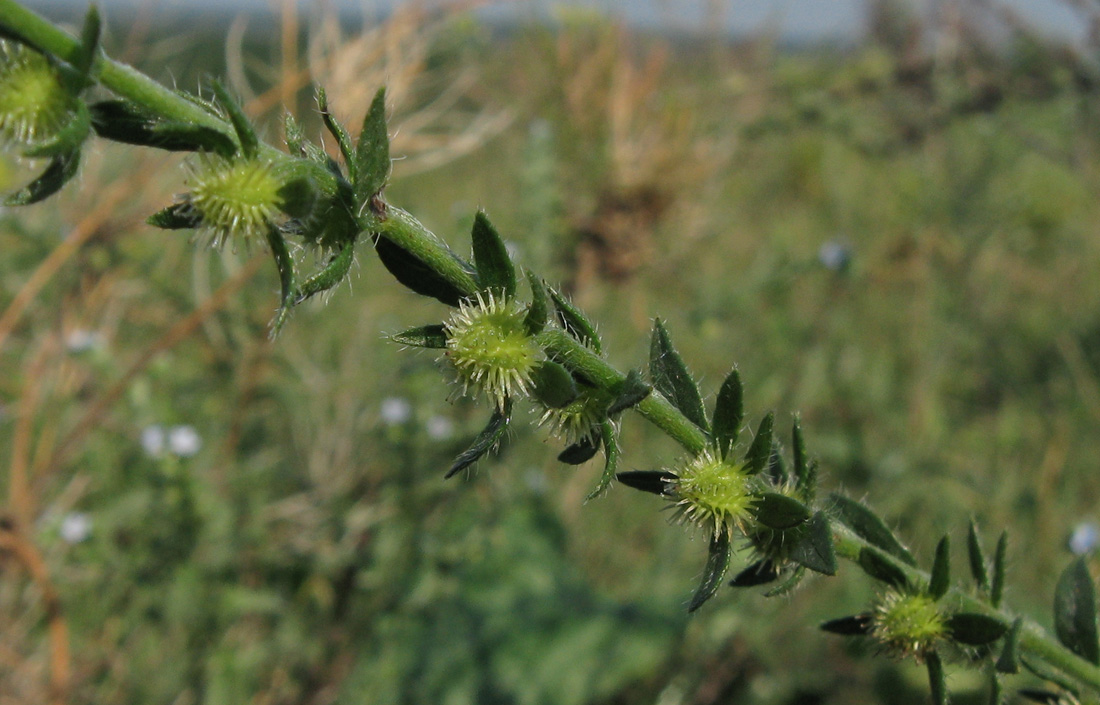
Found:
992,531 -> 1008,608
1054,557 -> 1100,665
858,546 -> 910,591
446,401 -> 511,478
373,234 -> 467,307
927,652 -> 947,705
744,413 -> 775,476
212,80 -> 258,158
829,493 -> 917,566
649,319 -> 708,431
471,211 -> 516,298
689,532 -> 732,612
754,492 -> 810,530
929,536 -> 951,600
968,519 -> 990,591
558,436 -> 600,465
355,86 -> 390,200
730,559 -> 782,587
91,100 -> 236,156
147,200 -> 202,230
585,421 -> 620,501
608,369 -> 651,416
821,614 -> 873,636
996,618 -> 1023,674
531,360 -> 578,409
548,287 -> 601,353
712,368 -> 744,458
790,512 -> 837,576
389,324 -> 448,349
6,151 -> 81,206
524,270 -> 549,336
947,613 -> 1008,646
616,470 -> 674,497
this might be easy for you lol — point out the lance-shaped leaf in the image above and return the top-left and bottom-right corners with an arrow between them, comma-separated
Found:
649,319 -> 708,431
766,440 -> 787,484
471,211 -> 516,298
72,6 -> 102,80
355,86 -> 390,200
754,492 -> 810,530
524,270 -> 549,336
992,531 -> 1008,608
858,545 -> 910,591
968,519 -> 990,591
608,369 -> 651,416
6,150 -> 81,206
790,511 -> 837,575
549,287 -> 601,353
927,652 -> 947,705
744,412 -> 775,476
25,103 -> 90,157
996,618 -> 1023,674
712,368 -> 744,458
929,536 -> 951,600
764,566 -> 806,597
947,613 -> 1008,646
445,400 -> 512,479
829,493 -> 917,566
791,417 -> 816,500
373,234 -> 468,307
616,470 -> 674,497
147,200 -> 202,230
212,80 -> 258,158
389,324 -> 448,349
558,435 -> 600,465
730,559 -> 782,587
820,613 -> 873,636
689,532 -> 733,612
1054,557 -> 1100,665
585,421 -> 620,501
91,100 -> 236,156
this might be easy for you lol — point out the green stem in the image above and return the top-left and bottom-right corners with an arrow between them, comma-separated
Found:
371,206 -> 480,299
832,522 -> 1100,693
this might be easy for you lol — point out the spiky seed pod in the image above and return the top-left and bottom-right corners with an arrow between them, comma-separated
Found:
669,449 -> 759,540
0,41 -> 78,147
185,154 -> 287,249
537,388 -> 609,445
871,591 -> 947,661
444,292 -> 541,410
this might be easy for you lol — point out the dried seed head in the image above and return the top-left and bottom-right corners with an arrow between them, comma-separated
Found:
871,591 -> 947,661
0,41 -> 78,147
444,292 -> 540,410
185,154 -> 286,248
670,449 -> 758,540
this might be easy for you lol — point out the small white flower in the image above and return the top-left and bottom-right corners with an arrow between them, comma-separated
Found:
59,512 -> 91,544
1069,522 -> 1100,555
168,425 -> 202,457
380,397 -> 412,425
425,414 -> 454,440
141,425 -> 166,457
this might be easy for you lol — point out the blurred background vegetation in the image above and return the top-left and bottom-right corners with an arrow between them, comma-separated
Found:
4,0 -> 1100,702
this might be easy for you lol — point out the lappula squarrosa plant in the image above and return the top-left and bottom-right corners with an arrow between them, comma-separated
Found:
2,3 -> 1100,703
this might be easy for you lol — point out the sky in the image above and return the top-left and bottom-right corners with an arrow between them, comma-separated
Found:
19,0 -> 1094,44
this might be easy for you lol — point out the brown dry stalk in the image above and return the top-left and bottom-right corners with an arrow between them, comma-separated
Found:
35,254 -> 267,480
0,523 -> 70,705
9,340 -> 54,531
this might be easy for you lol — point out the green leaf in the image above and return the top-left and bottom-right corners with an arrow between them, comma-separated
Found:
471,211 -> 516,298
791,416 -> 815,500
530,360 -> 578,409
24,103 -> 90,157
858,545 -> 910,591
764,565 -> 806,597
689,532 -> 732,612
649,319 -> 708,431
74,5 -> 101,79
147,200 -> 202,230
558,436 -> 600,465
968,518 -> 990,591
927,652 -> 947,705
929,536 -> 951,600
6,151 -> 81,206
549,287 -> 601,353
607,369 -> 651,416
991,531 -> 1008,608
585,421 -> 620,501
711,368 -> 744,458
947,613 -> 1008,646
389,324 -> 448,349
729,559 -> 781,587
744,413 -> 775,475
766,440 -> 787,484
754,492 -> 810,530
90,100 -> 237,156
1054,557 -> 1100,665
1017,690 -> 1067,705
616,470 -> 674,497
372,234 -> 468,307
355,86 -> 390,200
523,270 -> 549,336
790,511 -> 837,576
829,493 -> 917,566
987,671 -> 1002,705
445,400 -> 511,479
820,614 -> 873,636
316,86 -> 355,178
996,618 -> 1023,674
212,80 -> 258,158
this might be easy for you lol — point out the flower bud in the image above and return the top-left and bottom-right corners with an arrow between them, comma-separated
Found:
0,41 -> 79,148
670,449 -> 758,539
444,292 -> 541,409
